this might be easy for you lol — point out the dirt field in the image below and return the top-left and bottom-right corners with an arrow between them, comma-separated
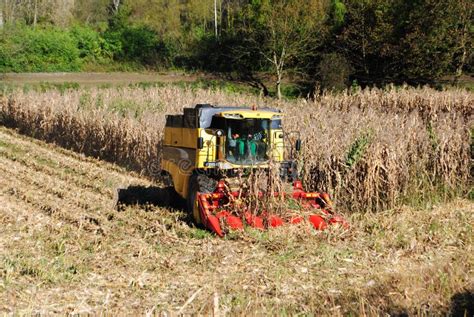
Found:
0,72 -> 207,86
0,126 -> 472,315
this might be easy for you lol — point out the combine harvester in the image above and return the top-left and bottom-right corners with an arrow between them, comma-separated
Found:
161,104 -> 348,236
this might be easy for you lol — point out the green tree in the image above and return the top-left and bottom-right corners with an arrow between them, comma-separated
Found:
72,0 -> 110,27
236,0 -> 329,99
127,0 -> 183,37
450,0 -> 473,82
334,0 -> 394,84
331,0 -> 469,85
392,0 -> 460,82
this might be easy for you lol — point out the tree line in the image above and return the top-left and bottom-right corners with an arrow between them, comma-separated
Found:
1,0 -> 472,96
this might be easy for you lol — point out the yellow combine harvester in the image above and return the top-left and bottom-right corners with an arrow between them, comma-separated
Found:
161,104 -> 347,236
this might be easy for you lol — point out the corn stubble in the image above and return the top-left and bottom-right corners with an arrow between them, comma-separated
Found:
0,126 -> 472,315
0,85 -> 472,212
0,86 -> 473,315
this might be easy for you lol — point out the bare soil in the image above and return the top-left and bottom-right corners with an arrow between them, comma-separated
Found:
0,72 -> 210,86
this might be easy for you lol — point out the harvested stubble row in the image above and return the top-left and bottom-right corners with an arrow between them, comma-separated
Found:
1,125 -> 472,315
0,86 -> 472,212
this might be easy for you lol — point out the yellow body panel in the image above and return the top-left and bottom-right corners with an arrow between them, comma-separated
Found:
197,129 -> 217,167
161,109 -> 286,200
216,110 -> 282,119
162,127 -> 218,198
164,127 -> 199,148
270,129 -> 285,161
161,159 -> 191,197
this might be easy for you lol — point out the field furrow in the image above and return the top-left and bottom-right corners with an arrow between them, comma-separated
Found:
0,125 -> 472,315
0,154 -> 109,209
0,127 -> 150,192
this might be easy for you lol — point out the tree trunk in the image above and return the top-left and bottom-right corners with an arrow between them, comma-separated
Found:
1,0 -> 5,26
33,0 -> 38,27
241,72 -> 269,97
112,0 -> 120,14
4,0 -> 14,24
261,83 -> 269,97
455,46 -> 467,84
454,4 -> 470,85
214,0 -> 218,38
273,49 -> 285,100
276,72 -> 282,100
219,0 -> 222,36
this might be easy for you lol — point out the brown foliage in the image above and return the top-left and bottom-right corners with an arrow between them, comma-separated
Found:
0,85 -> 472,212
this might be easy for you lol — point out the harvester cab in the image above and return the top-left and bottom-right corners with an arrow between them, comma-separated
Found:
161,104 -> 347,236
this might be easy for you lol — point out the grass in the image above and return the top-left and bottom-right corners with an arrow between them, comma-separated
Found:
0,74 -> 315,100
0,78 -> 258,98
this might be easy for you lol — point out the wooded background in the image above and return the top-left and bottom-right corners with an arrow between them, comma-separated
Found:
0,0 -> 472,95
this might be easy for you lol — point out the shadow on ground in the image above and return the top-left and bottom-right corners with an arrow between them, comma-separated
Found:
115,185 -> 186,211
449,290 -> 473,316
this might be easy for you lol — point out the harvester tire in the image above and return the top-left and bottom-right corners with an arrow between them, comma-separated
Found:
187,174 -> 217,225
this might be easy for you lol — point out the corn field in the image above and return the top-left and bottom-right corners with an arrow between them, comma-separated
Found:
0,85 -> 472,212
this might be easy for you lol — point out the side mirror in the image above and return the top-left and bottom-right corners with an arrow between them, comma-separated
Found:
197,137 -> 204,149
295,139 -> 302,152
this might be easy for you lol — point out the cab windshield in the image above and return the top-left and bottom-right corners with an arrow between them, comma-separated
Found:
210,116 -> 273,164
225,118 -> 270,164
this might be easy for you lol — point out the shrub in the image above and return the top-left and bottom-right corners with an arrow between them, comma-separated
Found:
120,25 -> 159,64
69,25 -> 114,63
103,24 -> 177,68
0,25 -> 81,72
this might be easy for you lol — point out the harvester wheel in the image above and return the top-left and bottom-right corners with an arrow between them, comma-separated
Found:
187,174 -> 217,224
